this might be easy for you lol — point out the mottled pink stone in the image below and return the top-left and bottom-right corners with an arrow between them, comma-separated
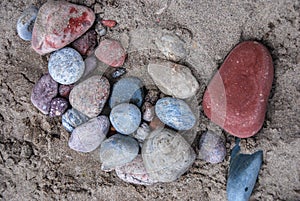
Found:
31,1 -> 95,55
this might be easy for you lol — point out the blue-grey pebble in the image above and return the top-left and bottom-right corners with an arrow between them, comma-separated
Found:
62,108 -> 89,132
227,138 -> 263,201
112,67 -> 126,78
17,6 -> 38,41
109,77 -> 144,108
48,47 -> 85,85
155,97 -> 196,130
100,134 -> 139,171
110,103 -> 141,135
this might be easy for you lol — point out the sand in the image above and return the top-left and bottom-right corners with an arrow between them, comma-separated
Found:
0,0 -> 299,200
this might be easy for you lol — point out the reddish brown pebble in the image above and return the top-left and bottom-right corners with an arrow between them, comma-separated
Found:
149,116 -> 165,131
71,30 -> 97,56
95,39 -> 126,67
32,1 -> 95,55
203,41 -> 273,138
59,84 -> 74,98
101,19 -> 117,28
49,98 -> 69,117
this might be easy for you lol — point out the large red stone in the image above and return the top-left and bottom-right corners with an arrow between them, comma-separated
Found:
203,41 -> 273,138
32,1 -> 95,55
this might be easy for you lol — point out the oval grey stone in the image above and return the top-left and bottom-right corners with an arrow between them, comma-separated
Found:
148,61 -> 199,99
100,134 -> 139,171
155,97 -> 196,130
68,116 -> 110,153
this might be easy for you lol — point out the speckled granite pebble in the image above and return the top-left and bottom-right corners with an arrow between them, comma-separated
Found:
109,77 -> 144,108
32,1 -> 95,54
100,134 -> 139,171
198,130 -> 226,164
69,116 -> 110,152
155,34 -> 188,62
48,47 -> 85,85
116,155 -> 156,185
17,6 -> 38,41
62,108 -> 89,132
148,61 -> 199,99
31,74 -> 58,114
110,103 -> 141,135
155,97 -> 196,130
95,39 -> 126,67
69,75 -> 110,118
49,97 -> 69,117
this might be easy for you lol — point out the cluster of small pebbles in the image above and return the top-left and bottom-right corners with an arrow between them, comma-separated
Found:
19,0 -> 273,194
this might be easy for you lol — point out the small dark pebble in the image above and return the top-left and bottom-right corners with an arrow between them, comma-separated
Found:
71,29 -> 97,56
59,84 -> 74,98
112,67 -> 126,78
145,89 -> 160,105
49,97 -> 69,117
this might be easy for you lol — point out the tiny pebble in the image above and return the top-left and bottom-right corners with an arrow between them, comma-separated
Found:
112,67 -> 126,78
95,21 -> 107,37
17,6 -> 38,41
198,130 -> 226,164
48,47 -> 85,85
110,103 -> 141,135
59,84 -> 74,98
142,102 -> 155,122
101,19 -> 117,28
62,108 -> 89,132
145,89 -> 160,105
132,122 -> 151,143
49,97 -> 69,117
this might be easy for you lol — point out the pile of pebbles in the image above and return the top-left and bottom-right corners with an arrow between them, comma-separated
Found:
18,1 -> 213,185
18,1 -> 273,198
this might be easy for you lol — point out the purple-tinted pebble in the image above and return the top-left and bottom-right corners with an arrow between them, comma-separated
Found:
198,130 -> 226,164
71,29 -> 97,56
49,97 -> 69,117
59,84 -> 74,98
31,74 -> 58,114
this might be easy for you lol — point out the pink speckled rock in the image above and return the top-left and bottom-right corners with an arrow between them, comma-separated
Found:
203,41 -> 274,138
115,155 -> 156,185
32,1 -> 95,55
69,75 -> 110,118
95,39 -> 126,67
